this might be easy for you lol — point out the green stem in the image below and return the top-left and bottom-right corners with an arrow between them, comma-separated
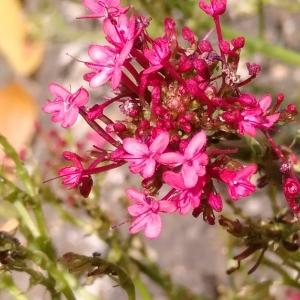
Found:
134,277 -> 153,300
0,274 -> 29,300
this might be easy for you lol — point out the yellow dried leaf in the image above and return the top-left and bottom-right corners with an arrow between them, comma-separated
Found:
0,218 -> 19,233
0,0 -> 44,75
0,82 -> 38,155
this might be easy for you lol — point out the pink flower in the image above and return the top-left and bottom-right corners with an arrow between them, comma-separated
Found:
123,132 -> 170,178
220,164 -> 257,200
163,171 -> 204,215
127,189 -> 176,239
59,152 -> 84,188
208,192 -> 223,212
82,0 -> 128,19
199,0 -> 227,17
43,83 -> 88,128
103,15 -> 136,49
143,38 -> 171,75
238,95 -> 280,137
84,44 -> 130,89
159,131 -> 208,188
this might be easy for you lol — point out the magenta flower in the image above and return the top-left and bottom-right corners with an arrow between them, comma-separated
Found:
84,44 -> 130,89
220,164 -> 257,200
163,171 -> 204,215
159,131 -> 208,188
208,192 -> 223,212
143,38 -> 171,75
58,152 -> 85,189
238,95 -> 280,137
82,0 -> 128,19
199,0 -> 227,17
103,14 -> 136,49
123,132 -> 170,178
127,189 -> 176,239
43,83 -> 89,128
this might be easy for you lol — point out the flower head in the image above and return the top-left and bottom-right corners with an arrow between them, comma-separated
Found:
43,84 -> 88,128
144,38 -> 171,75
84,45 -> 129,89
82,0 -> 128,19
163,171 -> 205,215
127,189 -> 176,239
123,132 -> 170,178
220,164 -> 257,200
159,131 -> 208,188
199,0 -> 227,17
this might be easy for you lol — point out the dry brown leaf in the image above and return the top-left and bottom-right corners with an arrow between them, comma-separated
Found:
0,83 -> 38,162
0,0 -> 44,75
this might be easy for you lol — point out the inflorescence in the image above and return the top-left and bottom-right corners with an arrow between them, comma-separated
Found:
43,0 -> 299,239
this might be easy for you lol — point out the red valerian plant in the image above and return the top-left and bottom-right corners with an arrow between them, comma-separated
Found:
44,0 -> 299,239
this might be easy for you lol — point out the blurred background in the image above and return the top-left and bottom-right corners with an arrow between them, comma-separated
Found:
1,0 -> 300,299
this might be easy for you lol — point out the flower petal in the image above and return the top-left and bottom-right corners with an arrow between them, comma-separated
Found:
259,95 -> 272,112
126,188 -> 146,203
141,158 -> 156,178
159,152 -> 184,166
163,171 -> 185,190
144,213 -> 162,239
129,213 -> 148,234
49,83 -> 70,99
182,163 -> 198,188
149,132 -> 170,154
73,87 -> 89,106
123,138 -> 149,156
184,131 -> 207,159
159,200 -> 176,213
89,69 -> 112,88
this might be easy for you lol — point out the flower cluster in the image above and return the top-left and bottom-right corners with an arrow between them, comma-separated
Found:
44,0 -> 299,239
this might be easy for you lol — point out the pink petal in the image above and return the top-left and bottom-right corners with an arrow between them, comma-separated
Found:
219,169 -> 236,184
144,213 -> 162,239
61,107 -> 79,128
108,0 -> 121,6
159,200 -> 177,213
182,163 -> 198,188
193,153 -> 208,175
129,213 -> 148,234
239,121 -> 257,137
149,132 -> 170,154
126,188 -> 146,203
264,113 -> 280,128
42,101 -> 63,113
48,83 -> 69,99
111,67 -> 122,90
159,152 -> 184,166
128,204 -> 148,216
103,18 -> 119,44
117,40 -> 134,66
89,69 -> 112,88
123,139 -> 149,156
208,193 -> 223,212
73,88 -> 89,106
83,0 -> 105,14
163,171 -> 185,190
143,65 -> 163,75
259,95 -> 272,112
141,159 -> 156,178
184,131 -> 207,160
236,164 -> 257,180
88,45 -> 113,62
